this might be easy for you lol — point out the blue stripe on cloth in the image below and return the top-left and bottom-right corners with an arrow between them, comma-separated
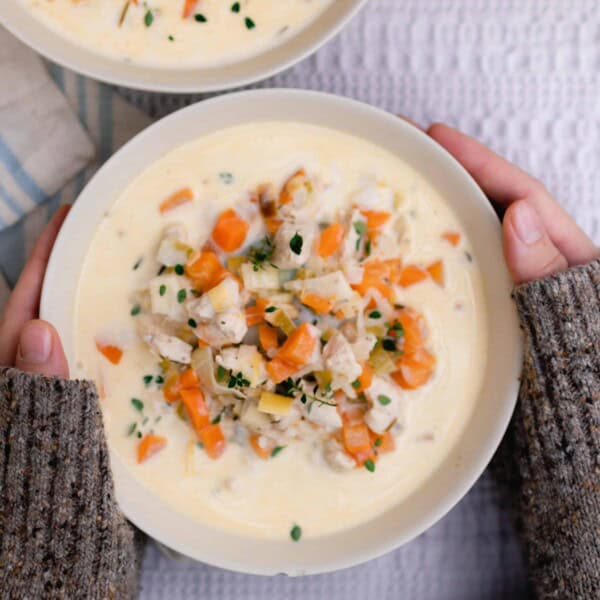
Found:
47,62 -> 65,91
99,84 -> 114,158
0,137 -> 47,206
76,75 -> 87,194
0,179 -> 25,221
0,217 -> 26,286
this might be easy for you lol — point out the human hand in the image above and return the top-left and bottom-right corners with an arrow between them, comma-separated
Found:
0,206 -> 70,378
427,124 -> 600,284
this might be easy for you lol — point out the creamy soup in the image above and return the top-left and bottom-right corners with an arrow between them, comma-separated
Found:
20,0 -> 333,68
74,122 -> 487,541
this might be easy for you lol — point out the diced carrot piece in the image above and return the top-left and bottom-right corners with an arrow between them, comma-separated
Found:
249,434 -> 274,459
360,209 -> 391,230
277,322 -> 316,367
258,324 -> 278,353
179,368 -> 199,390
427,260 -> 444,286
318,223 -> 344,258
398,265 -> 428,287
185,251 -> 226,292
266,357 -> 299,384
370,430 -> 395,454
441,231 -> 461,247
212,209 -> 249,252
181,388 -> 210,434
342,423 -> 371,454
300,292 -> 334,314
265,217 -> 283,234
182,0 -> 198,18
245,297 -> 269,327
352,446 -> 377,467
163,373 -> 181,403
396,309 -> 426,355
137,434 -> 167,464
353,363 -> 374,393
384,258 -> 403,285
392,348 -> 436,390
95,341 -> 123,365
159,187 -> 193,214
279,169 -> 308,205
199,424 -> 227,459
351,260 -> 394,299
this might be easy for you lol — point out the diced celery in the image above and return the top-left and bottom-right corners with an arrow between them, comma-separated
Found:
368,344 -> 397,375
258,392 -> 295,416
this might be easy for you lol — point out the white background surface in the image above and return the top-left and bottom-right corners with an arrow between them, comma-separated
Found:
128,0 -> 597,596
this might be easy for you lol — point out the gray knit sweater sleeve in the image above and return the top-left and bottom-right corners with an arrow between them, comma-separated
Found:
506,258 -> 600,599
0,367 -> 143,599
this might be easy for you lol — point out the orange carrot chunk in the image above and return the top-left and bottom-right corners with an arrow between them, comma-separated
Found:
360,209 -> 391,230
95,341 -> 123,365
185,251 -> 226,292
249,434 -> 274,460
279,169 -> 308,205
182,0 -> 198,18
179,368 -> 200,390
441,231 -> 461,247
342,423 -> 372,455
181,388 -> 210,434
318,223 -> 345,258
277,322 -> 316,367
212,209 -> 249,252
396,310 -> 425,355
300,292 -> 334,314
137,434 -> 167,464
266,357 -> 299,384
371,430 -> 395,454
199,424 -> 227,460
245,297 -> 269,327
162,374 -> 181,403
426,260 -> 444,286
398,265 -> 428,287
265,217 -> 283,234
353,363 -> 374,393
159,187 -> 193,214
258,324 -> 278,353
392,348 -> 436,390
351,260 -> 394,300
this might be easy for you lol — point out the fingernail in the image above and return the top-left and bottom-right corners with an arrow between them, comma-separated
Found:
18,321 -> 52,364
512,202 -> 543,246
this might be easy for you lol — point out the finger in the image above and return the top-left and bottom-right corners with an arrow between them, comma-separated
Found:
503,200 -> 568,284
0,205 -> 70,365
427,123 -> 599,266
15,320 -> 69,378
397,115 -> 424,130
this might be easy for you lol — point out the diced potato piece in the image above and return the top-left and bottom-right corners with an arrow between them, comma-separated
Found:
149,274 -> 186,321
157,237 -> 191,267
241,263 -> 280,291
258,392 -> 295,416
206,277 -> 240,312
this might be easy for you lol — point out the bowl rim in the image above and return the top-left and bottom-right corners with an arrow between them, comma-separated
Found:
0,0 -> 367,93
41,89 -> 522,575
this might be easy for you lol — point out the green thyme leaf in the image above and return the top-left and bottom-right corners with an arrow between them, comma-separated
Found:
378,394 -> 391,406
289,232 -> 303,255
364,459 -> 376,472
271,446 -> 285,458
131,398 -> 144,412
290,524 -> 302,542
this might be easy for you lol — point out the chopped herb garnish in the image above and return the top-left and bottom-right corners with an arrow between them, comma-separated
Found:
188,318 -> 198,329
157,265 -> 166,276
177,289 -> 187,303
365,238 -> 372,256
216,365 -> 227,382
219,172 -> 234,184
168,34 -> 174,41
271,446 -> 285,458
155,375 -> 164,385
351,379 -> 361,389
133,257 -> 143,270
465,251 -> 473,263
364,459 -> 376,472
369,310 -> 382,319
142,416 -> 149,425
231,2 -> 240,12
227,370 -> 250,389
144,9 -> 154,27
143,375 -> 153,386
278,377 -> 336,407
194,13 -> 207,22
159,284 -> 167,296
127,422 -> 137,436
155,415 -> 162,423
374,437 -> 383,447
382,338 -> 396,351
353,221 -> 368,235
378,394 -> 391,406
290,524 -> 302,542
137,431 -> 143,439
212,413 -> 222,425
131,398 -> 144,412
248,237 -> 275,271
245,17 -> 256,29
289,232 -> 303,255
174,264 -> 185,275
130,304 -> 141,316
265,306 -> 277,313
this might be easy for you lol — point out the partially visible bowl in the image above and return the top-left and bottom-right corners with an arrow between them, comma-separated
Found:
0,1 -> 366,93
41,89 -> 522,575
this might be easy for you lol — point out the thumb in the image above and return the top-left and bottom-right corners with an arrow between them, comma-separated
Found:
503,200 -> 568,285
15,320 -> 69,378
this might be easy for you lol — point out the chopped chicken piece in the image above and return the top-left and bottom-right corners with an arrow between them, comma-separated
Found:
364,376 -> 405,434
143,332 -> 192,364
216,345 -> 268,388
302,400 -> 342,431
351,333 -> 377,362
194,307 -> 247,348
324,437 -> 355,471
284,270 -> 354,304
323,332 -> 362,389
186,294 -> 215,321
157,224 -> 191,266
149,274 -> 186,321
272,220 -> 316,269
353,183 -> 394,212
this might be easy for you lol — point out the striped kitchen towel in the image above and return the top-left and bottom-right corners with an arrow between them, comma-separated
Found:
0,27 -> 94,230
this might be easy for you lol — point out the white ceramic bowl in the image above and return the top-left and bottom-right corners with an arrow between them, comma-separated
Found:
0,1 -> 366,93
41,89 -> 522,575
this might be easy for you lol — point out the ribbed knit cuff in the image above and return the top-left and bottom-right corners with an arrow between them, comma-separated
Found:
0,368 -> 142,599
510,259 -> 600,598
